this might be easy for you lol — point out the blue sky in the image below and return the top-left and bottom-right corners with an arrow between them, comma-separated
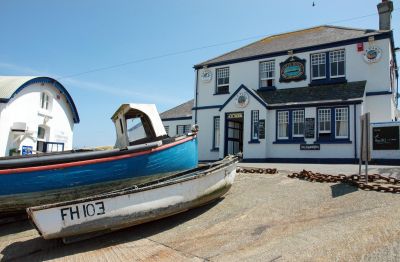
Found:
0,0 -> 398,147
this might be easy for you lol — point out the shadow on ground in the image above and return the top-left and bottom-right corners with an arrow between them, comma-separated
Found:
1,199 -> 223,261
330,183 -> 358,198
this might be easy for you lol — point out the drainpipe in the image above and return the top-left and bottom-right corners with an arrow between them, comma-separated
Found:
194,69 -> 199,124
354,104 -> 357,162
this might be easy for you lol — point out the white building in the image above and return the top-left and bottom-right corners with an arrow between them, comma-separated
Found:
0,76 -> 80,157
192,0 -> 399,164
160,99 -> 193,137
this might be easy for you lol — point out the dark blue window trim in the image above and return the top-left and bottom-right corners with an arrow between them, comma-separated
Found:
219,84 -> 268,111
215,67 -> 230,95
0,77 -> 80,123
162,116 -> 192,121
316,105 -> 351,143
212,116 -> 220,150
365,91 -> 392,96
309,50 -> 347,85
275,108 -> 305,143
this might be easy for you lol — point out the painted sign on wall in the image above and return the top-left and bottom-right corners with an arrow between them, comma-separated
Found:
373,126 -> 399,150
279,56 -> 306,83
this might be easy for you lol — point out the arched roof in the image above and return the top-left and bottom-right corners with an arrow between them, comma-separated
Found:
0,76 -> 80,123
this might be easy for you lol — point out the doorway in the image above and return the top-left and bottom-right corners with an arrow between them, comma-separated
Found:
225,112 -> 243,156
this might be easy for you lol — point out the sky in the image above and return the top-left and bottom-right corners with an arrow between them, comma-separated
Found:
0,0 -> 399,147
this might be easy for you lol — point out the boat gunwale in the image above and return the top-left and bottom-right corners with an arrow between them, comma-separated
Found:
0,135 -> 196,175
27,156 -> 238,212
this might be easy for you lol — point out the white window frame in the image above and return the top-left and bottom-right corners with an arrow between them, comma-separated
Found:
277,111 -> 289,139
311,53 -> 326,80
213,117 -> 220,149
335,108 -> 349,138
292,110 -> 305,137
329,49 -> 345,78
177,125 -> 190,135
216,67 -> 230,94
259,60 -> 275,88
318,108 -> 331,134
251,110 -> 259,140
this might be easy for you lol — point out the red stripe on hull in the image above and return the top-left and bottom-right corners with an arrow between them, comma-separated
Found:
0,136 -> 195,175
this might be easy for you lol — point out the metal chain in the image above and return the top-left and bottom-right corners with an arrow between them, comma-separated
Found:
288,170 -> 400,193
236,167 -> 278,174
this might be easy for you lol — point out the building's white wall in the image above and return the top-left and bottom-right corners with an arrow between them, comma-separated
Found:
196,109 -> 220,161
366,95 -> 394,122
0,82 -> 75,157
162,119 -> 192,137
196,38 -> 392,109
193,35 -> 397,162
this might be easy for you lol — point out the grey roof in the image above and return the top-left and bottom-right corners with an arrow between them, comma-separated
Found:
195,26 -> 389,68
0,76 -> 38,100
256,81 -> 366,105
160,99 -> 194,119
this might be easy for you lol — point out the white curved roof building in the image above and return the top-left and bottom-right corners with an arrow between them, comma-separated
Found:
0,76 -> 79,157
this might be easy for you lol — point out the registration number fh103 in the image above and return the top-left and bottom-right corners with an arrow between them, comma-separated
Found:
60,201 -> 105,221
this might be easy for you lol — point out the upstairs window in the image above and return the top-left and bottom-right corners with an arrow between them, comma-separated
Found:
277,111 -> 289,139
216,67 -> 229,94
292,110 -> 305,137
40,92 -> 50,110
318,108 -> 331,133
330,50 -> 345,78
335,108 -> 348,138
311,53 -> 326,79
177,125 -> 191,135
259,60 -> 275,88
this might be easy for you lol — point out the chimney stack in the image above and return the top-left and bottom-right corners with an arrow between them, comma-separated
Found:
377,0 -> 394,30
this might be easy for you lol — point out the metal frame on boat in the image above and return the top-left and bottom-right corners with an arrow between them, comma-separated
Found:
27,156 -> 238,242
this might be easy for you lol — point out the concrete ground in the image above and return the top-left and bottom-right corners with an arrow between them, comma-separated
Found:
1,163 -> 400,261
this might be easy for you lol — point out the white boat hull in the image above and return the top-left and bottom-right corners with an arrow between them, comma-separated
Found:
27,157 -> 237,240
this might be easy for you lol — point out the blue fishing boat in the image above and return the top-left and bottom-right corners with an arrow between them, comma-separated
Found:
0,104 -> 198,215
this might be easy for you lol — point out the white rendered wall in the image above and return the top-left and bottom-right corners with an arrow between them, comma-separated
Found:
162,119 -> 192,137
0,82 -> 75,157
194,37 -> 396,161
196,38 -> 393,108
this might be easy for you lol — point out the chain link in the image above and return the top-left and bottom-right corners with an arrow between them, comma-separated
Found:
288,170 -> 400,193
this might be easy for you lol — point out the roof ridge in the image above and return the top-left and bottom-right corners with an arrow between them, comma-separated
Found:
195,25 -> 390,68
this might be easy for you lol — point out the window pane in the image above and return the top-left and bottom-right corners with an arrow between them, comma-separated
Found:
338,61 -> 345,76
260,61 -> 275,87
278,111 -> 289,138
214,117 -> 220,148
319,64 -> 326,77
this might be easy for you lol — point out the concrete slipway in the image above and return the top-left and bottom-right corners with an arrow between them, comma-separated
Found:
1,164 -> 400,261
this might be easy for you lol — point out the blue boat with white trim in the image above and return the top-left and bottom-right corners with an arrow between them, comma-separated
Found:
0,104 -> 198,215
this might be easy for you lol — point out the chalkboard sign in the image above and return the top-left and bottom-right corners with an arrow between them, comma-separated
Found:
259,120 -> 265,139
373,126 -> 399,150
304,118 -> 315,139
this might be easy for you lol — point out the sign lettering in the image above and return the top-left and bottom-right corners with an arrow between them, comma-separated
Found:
61,201 -> 106,221
227,112 -> 243,119
300,144 -> 320,150
373,126 -> 399,150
